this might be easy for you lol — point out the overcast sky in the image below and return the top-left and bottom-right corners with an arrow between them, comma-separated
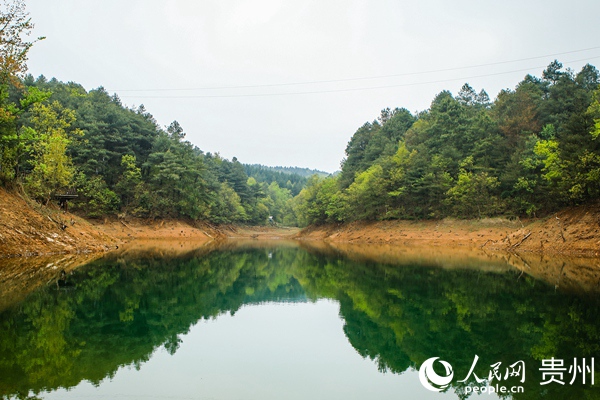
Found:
25,0 -> 600,173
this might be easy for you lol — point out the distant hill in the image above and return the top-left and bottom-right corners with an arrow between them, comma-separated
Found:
247,165 -> 330,178
243,164 -> 329,196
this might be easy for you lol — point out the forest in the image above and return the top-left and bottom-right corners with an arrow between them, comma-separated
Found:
0,2 -> 309,225
0,74 -> 308,225
295,61 -> 600,225
1,1 -> 599,227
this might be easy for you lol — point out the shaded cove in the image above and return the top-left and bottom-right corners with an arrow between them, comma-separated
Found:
1,241 -> 599,399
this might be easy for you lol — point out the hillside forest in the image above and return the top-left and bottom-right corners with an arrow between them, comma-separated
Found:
296,61 -> 600,225
0,2 -> 599,227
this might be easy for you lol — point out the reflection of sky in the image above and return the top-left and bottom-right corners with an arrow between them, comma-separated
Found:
43,300 -> 478,400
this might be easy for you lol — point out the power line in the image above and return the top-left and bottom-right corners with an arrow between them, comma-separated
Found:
111,46 -> 600,93
117,55 -> 600,99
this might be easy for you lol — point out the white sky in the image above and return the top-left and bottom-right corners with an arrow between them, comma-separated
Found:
25,0 -> 600,173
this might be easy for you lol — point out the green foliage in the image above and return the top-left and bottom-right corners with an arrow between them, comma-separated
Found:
23,101 -> 80,202
445,158 -> 502,218
265,181 -> 294,223
0,85 -> 51,184
2,27 -> 599,226
590,88 -> 600,140
294,176 -> 343,226
344,164 -> 387,220
339,108 -> 416,189
210,182 -> 247,223
534,139 -> 562,184
244,164 -> 312,196
266,165 -> 330,178
72,174 -> 119,217
293,61 -> 600,223
115,154 -> 142,211
0,0 -> 315,225
0,74 -> 313,224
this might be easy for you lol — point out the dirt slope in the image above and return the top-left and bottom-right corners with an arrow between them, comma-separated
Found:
296,203 -> 600,256
494,203 -> 600,255
0,187 -> 228,258
92,218 -> 225,241
0,188 -> 117,257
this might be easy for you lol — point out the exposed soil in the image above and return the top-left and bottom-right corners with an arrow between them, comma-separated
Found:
0,188 -> 118,257
295,202 -> 600,257
91,217 -> 226,242
0,188 -> 230,258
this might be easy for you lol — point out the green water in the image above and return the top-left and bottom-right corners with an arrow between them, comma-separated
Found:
1,242 -> 599,399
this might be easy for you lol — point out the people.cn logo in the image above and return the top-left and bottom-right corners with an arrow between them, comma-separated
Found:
419,357 -> 454,392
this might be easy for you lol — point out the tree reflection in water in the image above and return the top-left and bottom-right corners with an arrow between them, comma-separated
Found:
0,242 -> 599,400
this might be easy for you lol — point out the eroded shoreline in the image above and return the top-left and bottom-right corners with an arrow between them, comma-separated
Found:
293,205 -> 600,257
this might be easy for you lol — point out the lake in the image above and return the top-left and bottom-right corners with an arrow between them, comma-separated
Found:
1,240 -> 599,399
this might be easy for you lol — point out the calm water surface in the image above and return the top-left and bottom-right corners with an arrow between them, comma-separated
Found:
1,241 -> 599,399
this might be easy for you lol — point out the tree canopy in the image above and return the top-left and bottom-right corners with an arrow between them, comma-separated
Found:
294,61 -> 600,225
1,2 -> 598,226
